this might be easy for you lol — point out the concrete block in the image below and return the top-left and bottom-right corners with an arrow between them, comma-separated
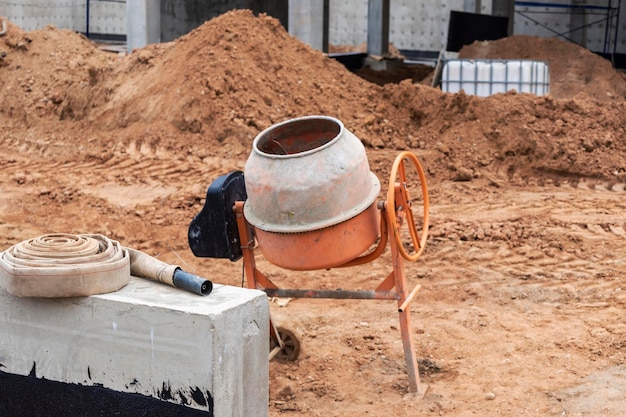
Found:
0,277 -> 269,417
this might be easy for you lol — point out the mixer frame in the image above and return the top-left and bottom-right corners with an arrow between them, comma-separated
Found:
232,151 -> 429,394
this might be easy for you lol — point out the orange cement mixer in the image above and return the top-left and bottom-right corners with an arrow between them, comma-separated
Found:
189,115 -> 429,393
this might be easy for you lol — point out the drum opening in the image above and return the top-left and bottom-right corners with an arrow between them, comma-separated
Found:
256,117 -> 341,155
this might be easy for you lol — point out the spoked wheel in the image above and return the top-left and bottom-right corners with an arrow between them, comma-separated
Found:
270,326 -> 301,362
386,151 -> 430,262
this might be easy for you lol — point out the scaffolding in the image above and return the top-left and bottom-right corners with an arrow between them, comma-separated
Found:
514,1 -> 622,56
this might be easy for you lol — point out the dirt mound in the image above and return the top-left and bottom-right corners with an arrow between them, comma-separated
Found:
1,12 -> 625,183
459,35 -> 626,101
384,82 -> 626,181
69,10 -> 389,152
0,18 -> 114,126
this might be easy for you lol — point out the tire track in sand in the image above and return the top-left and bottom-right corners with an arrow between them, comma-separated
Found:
0,142 -> 244,207
422,183 -> 626,308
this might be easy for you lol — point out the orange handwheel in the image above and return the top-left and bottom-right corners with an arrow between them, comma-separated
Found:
386,151 -> 430,262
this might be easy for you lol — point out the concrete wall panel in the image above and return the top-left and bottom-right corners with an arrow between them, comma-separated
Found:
0,0 -> 125,35
328,0 -> 368,46
0,1 -> 624,56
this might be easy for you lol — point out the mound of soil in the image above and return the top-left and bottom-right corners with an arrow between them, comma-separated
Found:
459,35 -> 626,101
2,11 -> 625,184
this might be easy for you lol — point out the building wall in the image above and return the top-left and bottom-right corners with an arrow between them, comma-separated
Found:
328,0 -> 493,51
0,0 -> 624,53
0,0 -> 126,36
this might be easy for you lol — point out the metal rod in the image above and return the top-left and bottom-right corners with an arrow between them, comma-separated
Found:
85,0 -> 90,38
268,318 -> 284,361
614,0 -> 621,57
322,0 -> 329,53
398,284 -> 422,313
263,288 -> 400,300
269,345 -> 283,361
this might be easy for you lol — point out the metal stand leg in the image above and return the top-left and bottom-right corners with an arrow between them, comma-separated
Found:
235,202 -> 291,361
234,201 -> 423,392
390,236 -> 421,393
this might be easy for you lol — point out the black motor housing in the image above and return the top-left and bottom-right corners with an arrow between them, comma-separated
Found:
188,171 -> 252,261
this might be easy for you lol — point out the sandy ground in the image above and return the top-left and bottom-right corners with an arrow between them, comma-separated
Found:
1,10 -> 626,416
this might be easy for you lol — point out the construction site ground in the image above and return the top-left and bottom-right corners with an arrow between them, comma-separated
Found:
1,10 -> 626,416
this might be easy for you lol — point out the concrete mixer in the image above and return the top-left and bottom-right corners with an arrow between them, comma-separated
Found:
188,115 -> 429,393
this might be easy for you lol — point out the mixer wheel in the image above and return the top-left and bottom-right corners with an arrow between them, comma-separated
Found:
270,327 -> 301,362
387,151 -> 430,262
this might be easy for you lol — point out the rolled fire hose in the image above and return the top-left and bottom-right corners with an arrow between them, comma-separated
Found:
0,234 -> 212,298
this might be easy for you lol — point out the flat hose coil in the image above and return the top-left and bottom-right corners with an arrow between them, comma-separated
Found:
0,233 -> 130,297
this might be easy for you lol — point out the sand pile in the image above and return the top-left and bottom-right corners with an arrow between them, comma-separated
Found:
0,10 -> 625,182
459,35 -> 626,101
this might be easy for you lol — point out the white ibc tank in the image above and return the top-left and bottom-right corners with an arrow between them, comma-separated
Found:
441,59 -> 550,97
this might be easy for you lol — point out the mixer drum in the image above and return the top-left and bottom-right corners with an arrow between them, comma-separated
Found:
244,116 -> 381,270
